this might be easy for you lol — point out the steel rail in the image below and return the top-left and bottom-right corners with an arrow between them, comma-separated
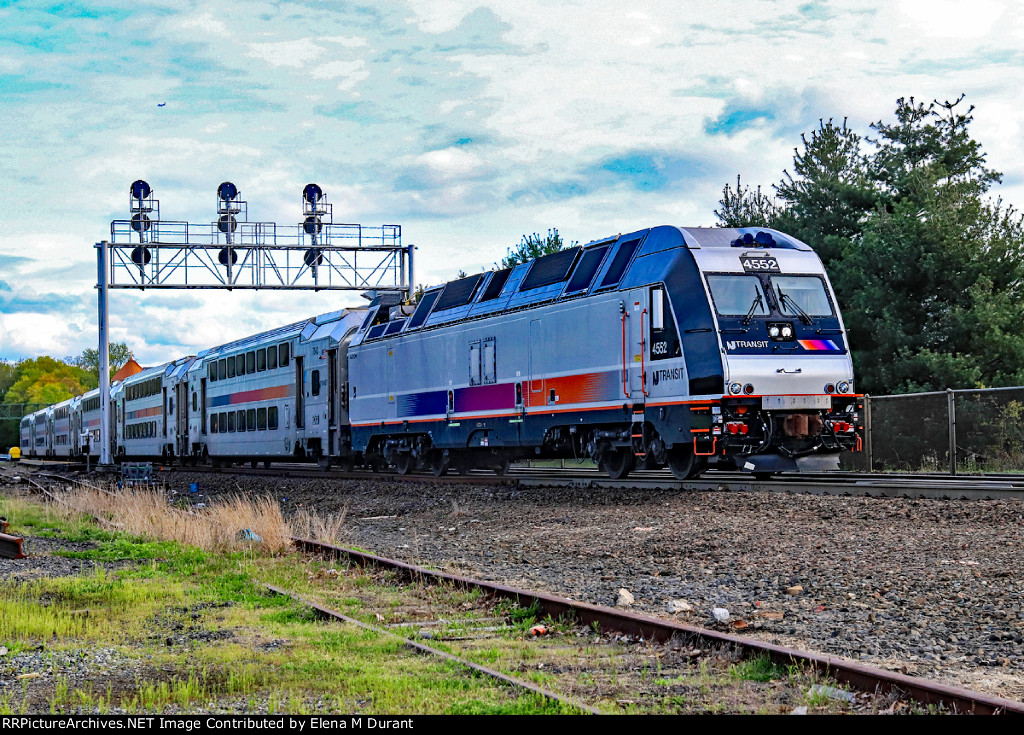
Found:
264,584 -> 599,715
17,459 -> 1024,499
291,536 -> 1024,715
0,531 -> 25,559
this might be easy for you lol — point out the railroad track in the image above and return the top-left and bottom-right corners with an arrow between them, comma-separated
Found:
16,458 -> 1024,499
159,463 -> 1024,500
288,536 -> 1024,714
6,468 -> 1023,714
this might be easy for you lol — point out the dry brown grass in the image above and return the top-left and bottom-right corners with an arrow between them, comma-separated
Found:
290,502 -> 349,546
50,484 -> 303,554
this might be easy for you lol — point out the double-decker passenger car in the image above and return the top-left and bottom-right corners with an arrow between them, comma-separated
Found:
185,309 -> 363,467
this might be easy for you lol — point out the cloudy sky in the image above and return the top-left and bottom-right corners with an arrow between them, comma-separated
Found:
1,0 -> 1023,365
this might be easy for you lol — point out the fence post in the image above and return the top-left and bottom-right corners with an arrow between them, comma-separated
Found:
864,395 -> 873,473
947,388 -> 957,476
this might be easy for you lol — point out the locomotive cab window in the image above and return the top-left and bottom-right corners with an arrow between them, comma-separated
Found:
649,286 -> 681,361
770,275 -> 834,317
705,274 -> 769,317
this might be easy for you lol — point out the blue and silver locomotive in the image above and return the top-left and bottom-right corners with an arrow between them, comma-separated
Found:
347,225 -> 862,479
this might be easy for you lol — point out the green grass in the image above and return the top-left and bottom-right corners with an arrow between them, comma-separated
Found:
729,653 -> 789,683
0,493 -> 565,715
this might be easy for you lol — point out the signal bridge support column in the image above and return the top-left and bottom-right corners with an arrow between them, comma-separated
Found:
97,240 -> 112,467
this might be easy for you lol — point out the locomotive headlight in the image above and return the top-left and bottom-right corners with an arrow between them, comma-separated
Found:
781,325 -> 793,338
837,381 -> 851,394
769,326 -> 780,338
729,382 -> 743,395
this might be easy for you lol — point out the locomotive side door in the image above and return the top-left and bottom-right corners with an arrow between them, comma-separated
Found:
529,319 -> 545,404
627,289 -> 647,398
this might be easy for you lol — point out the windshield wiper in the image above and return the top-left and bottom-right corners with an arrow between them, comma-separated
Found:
741,292 -> 764,326
778,290 -> 814,325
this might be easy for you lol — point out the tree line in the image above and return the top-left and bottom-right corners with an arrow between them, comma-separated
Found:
716,95 -> 1024,395
0,343 -> 133,449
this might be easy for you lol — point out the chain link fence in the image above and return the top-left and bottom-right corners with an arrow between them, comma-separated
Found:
841,386 -> 1024,473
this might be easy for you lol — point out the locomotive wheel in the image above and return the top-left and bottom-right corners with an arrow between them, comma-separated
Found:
430,451 -> 448,477
493,458 -> 510,476
250,460 -> 258,469
451,452 -> 472,476
601,449 -> 634,480
394,452 -> 414,475
264,460 -> 272,469
666,447 -> 703,480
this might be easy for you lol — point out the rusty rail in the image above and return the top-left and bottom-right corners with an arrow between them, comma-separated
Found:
0,531 -> 26,559
292,537 -> 1024,715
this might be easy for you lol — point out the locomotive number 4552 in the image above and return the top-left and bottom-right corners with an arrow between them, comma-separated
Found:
740,256 -> 780,273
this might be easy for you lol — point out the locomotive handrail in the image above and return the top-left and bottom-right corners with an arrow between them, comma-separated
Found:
621,313 -> 629,398
640,308 -> 649,397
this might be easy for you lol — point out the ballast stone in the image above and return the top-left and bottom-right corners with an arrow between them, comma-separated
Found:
667,599 -> 693,614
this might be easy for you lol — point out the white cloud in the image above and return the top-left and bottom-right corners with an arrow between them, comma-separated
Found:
309,60 -> 366,81
170,10 -> 230,38
245,39 -> 326,69
896,0 -> 1004,38
414,148 -> 487,181
320,36 -> 369,48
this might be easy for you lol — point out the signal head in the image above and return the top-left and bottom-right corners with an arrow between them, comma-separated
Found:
302,183 -> 323,205
217,181 -> 238,202
130,180 -> 151,200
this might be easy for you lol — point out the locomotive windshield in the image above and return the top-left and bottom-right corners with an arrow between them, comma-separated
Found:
770,276 -> 833,317
705,275 -> 769,317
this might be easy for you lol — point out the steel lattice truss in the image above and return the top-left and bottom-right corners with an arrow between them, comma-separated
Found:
107,219 -> 409,292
